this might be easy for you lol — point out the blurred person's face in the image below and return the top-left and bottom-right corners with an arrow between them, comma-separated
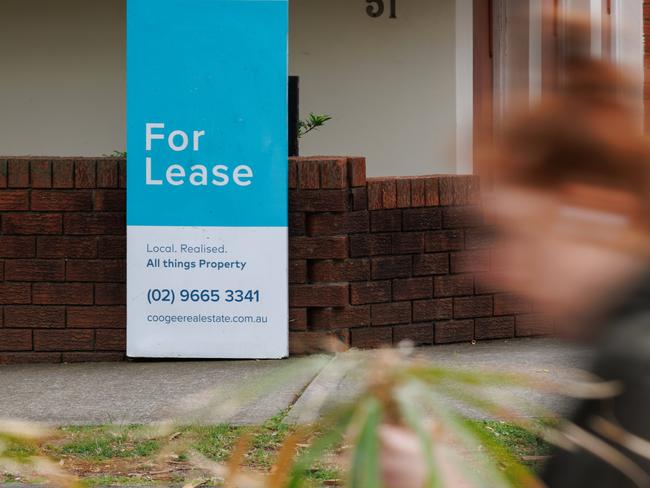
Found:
491,182 -> 647,334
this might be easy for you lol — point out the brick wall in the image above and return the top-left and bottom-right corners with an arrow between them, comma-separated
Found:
0,157 -> 551,364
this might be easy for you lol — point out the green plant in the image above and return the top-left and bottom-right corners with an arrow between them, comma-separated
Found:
181,348 -> 628,488
103,151 -> 126,158
298,113 -> 332,138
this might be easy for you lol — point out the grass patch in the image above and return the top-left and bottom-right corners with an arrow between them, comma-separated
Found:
2,415 -> 552,486
472,420 -> 553,470
52,425 -> 161,460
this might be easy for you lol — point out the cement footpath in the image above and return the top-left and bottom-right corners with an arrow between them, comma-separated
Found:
0,339 -> 593,426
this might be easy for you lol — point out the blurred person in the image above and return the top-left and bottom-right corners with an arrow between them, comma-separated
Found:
486,13 -> 650,488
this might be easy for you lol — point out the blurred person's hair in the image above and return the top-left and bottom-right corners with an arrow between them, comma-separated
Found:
488,13 -> 650,233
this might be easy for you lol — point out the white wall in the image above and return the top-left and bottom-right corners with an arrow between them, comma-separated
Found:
0,0 -> 126,156
0,0 -> 460,176
290,0 -> 458,176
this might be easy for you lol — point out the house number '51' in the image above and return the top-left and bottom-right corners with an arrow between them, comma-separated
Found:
366,0 -> 397,18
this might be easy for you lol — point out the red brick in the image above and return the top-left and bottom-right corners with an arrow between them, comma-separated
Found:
307,211 -> 369,236
66,260 -> 125,282
62,352 -> 125,362
370,210 -> 401,232
52,160 -> 74,188
8,160 -> 29,187
443,206 -> 483,229
348,157 -> 367,187
349,234 -> 392,257
424,178 -> 440,206
403,208 -> 442,231
289,236 -> 348,259
371,301 -> 411,326
118,160 -> 126,188
5,306 -> 65,328
475,317 -> 515,340
350,281 -> 391,305
439,176 -> 480,206
393,277 -> 433,301
289,284 -> 348,307
410,178 -> 426,207
75,160 -> 96,188
97,236 -> 126,258
0,236 -> 36,258
393,323 -> 434,346
371,255 -> 412,280
310,306 -> 371,329
351,188 -> 368,211
425,230 -> 464,252
96,329 -> 126,350
34,330 -> 94,351
0,330 -> 32,351
296,160 -> 320,189
290,330 -> 350,354
288,159 -> 298,189
2,214 -> 62,235
0,190 -> 29,210
0,352 -> 62,364
309,259 -> 370,282
350,327 -> 392,348
453,296 -> 493,319
409,177 -> 439,207
474,273 -> 507,294
95,283 -> 126,305
465,227 -> 496,250
516,314 -> 554,337
94,190 -> 126,211
435,320 -> 474,344
5,260 -> 65,281
67,306 -> 126,328
451,250 -> 490,273
31,190 -> 92,211
289,308 -> 308,331
392,232 -> 424,254
413,298 -> 453,321
0,160 -> 6,187
367,178 -> 397,210
434,274 -> 474,297
97,160 -> 119,188
289,190 -> 349,212
494,294 -> 532,316
0,283 -> 31,304
289,212 -> 306,236
289,260 -> 307,284
320,158 -> 348,189
413,253 -> 449,276
64,213 -> 125,235
395,178 -> 411,208
33,283 -> 93,305
37,236 -> 97,258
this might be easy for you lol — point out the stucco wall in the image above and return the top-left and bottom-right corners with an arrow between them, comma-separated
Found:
0,0 -> 126,157
290,0 -> 458,176
0,0 -> 459,176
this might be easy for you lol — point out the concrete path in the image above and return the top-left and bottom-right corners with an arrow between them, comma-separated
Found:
0,339 -> 593,425
287,338 -> 595,423
0,356 -> 330,425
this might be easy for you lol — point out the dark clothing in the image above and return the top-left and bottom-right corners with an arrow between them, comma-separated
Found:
543,271 -> 650,487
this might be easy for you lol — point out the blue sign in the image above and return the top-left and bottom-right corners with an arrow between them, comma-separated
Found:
127,0 -> 289,359
127,0 -> 288,227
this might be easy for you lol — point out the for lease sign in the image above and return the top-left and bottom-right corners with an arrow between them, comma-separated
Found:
126,0 -> 288,358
